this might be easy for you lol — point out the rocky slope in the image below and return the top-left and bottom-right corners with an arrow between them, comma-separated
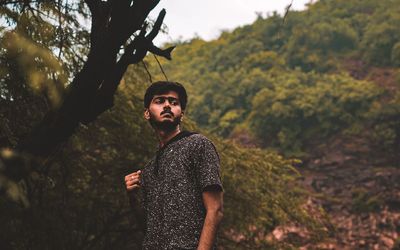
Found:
297,135 -> 399,249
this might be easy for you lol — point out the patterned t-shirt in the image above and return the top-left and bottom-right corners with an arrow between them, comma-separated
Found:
141,131 -> 223,250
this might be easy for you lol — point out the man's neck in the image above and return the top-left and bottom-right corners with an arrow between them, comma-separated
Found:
156,126 -> 181,148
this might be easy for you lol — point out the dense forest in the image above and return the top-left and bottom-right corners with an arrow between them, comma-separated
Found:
149,0 -> 400,158
1,0 -> 399,249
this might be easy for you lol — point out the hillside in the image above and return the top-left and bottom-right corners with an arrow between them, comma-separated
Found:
149,0 -> 400,158
146,0 -> 400,248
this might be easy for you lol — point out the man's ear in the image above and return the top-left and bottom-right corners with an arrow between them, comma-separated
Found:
180,111 -> 184,121
144,109 -> 150,120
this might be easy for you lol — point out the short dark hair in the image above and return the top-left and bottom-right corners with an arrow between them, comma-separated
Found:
144,81 -> 188,110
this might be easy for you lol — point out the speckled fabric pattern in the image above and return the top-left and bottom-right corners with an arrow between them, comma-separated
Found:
141,132 -> 222,250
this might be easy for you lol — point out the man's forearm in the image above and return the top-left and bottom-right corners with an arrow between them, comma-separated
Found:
197,209 -> 223,250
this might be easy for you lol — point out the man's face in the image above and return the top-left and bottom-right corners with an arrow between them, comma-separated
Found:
144,91 -> 184,131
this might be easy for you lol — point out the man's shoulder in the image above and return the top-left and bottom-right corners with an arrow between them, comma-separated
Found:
185,132 -> 215,146
183,133 -> 219,156
187,132 -> 207,140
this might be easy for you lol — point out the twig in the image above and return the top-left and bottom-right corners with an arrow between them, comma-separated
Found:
283,0 -> 294,24
278,0 -> 293,39
141,60 -> 152,83
153,54 -> 168,81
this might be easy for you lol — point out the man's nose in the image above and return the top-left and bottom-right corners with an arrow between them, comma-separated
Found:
163,102 -> 171,109
164,99 -> 173,107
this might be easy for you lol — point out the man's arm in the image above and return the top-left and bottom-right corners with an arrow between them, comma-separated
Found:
197,186 -> 224,250
125,170 -> 146,227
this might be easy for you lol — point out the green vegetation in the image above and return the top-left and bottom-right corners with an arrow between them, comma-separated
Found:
0,69 -> 321,248
2,0 -> 400,248
148,0 -> 400,156
351,188 -> 382,214
0,2 -> 322,249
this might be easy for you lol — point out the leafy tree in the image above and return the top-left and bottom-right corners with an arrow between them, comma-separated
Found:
392,42 -> 400,66
285,18 -> 358,72
0,0 -> 174,200
361,10 -> 400,65
246,71 -> 382,154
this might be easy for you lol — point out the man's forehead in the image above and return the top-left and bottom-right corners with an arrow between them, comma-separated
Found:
152,91 -> 179,99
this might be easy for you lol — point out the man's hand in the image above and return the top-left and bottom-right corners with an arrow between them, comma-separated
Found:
125,170 -> 145,227
125,170 -> 141,192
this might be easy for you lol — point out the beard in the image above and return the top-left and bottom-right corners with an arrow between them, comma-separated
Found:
149,111 -> 182,132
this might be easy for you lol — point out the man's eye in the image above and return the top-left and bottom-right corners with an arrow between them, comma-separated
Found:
154,98 -> 164,104
167,98 -> 179,105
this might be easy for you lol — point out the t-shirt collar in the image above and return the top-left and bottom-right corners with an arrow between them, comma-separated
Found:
159,130 -> 197,150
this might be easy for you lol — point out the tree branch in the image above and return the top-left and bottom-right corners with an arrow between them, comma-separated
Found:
3,0 -> 175,203
80,9 -> 175,124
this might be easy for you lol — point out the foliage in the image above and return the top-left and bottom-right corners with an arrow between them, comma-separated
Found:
247,71 -> 382,154
366,91 -> 400,154
0,65 -> 322,248
147,0 -> 400,156
216,140 -> 324,248
2,0 -> 400,248
391,42 -> 400,66
285,18 -> 358,72
360,5 -> 400,66
0,1 -> 90,123
0,75 -> 155,249
0,3 -> 320,247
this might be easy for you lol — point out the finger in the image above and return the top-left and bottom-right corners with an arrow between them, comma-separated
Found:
126,171 -> 141,179
131,170 -> 141,176
132,171 -> 141,177
126,181 -> 137,188
125,173 -> 138,181
127,184 -> 140,191
129,175 -> 141,182
127,177 -> 141,184
129,176 -> 140,182
127,180 -> 140,187
125,174 -> 134,181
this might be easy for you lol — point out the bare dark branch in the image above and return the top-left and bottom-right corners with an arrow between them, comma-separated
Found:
4,0 -> 174,187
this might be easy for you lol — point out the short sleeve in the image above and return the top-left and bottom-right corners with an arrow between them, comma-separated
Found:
193,135 -> 223,192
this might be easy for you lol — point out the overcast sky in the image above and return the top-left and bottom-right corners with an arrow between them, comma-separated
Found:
150,0 -> 311,45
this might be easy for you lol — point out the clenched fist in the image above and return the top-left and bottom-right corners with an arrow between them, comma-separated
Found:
125,170 -> 141,191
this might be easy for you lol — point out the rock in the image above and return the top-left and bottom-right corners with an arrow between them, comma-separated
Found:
380,235 -> 394,248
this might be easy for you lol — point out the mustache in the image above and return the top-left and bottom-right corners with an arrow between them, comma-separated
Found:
160,110 -> 174,116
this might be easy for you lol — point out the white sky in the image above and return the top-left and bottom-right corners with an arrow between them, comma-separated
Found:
150,0 -> 311,45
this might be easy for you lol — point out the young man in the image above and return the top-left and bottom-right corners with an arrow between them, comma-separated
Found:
125,81 -> 224,250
